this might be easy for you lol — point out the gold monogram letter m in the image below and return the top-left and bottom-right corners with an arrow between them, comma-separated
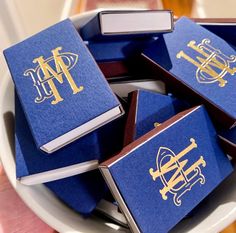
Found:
24,46 -> 83,105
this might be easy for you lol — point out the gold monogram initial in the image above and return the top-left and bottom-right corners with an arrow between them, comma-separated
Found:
154,122 -> 161,127
176,39 -> 236,87
24,46 -> 83,105
149,138 -> 206,206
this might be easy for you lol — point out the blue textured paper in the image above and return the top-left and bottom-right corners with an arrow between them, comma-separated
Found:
109,106 -> 233,233
202,24 -> 236,49
143,17 -> 236,121
79,14 -> 101,40
45,171 -> 108,215
134,90 -> 189,139
15,96 -> 100,178
15,95 -> 124,178
87,38 -> 155,62
5,19 -> 120,149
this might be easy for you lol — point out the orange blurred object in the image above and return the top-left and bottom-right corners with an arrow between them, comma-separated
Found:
221,221 -> 236,233
162,0 -> 194,17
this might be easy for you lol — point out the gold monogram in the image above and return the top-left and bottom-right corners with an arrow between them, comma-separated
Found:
149,138 -> 206,206
24,46 -> 83,105
176,39 -> 236,87
154,122 -> 161,127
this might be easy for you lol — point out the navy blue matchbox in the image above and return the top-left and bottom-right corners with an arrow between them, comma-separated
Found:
100,105 -> 233,233
86,38 -> 156,79
4,19 -> 123,153
86,37 -> 155,63
80,10 -> 173,40
142,17 -> 236,129
45,170 -> 108,215
124,89 -> 189,145
15,95 -> 125,185
219,127 -> 236,157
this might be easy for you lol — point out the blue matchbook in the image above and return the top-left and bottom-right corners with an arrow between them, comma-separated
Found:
80,10 -> 173,40
142,17 -> 236,129
15,95 -> 125,185
124,90 -> 189,145
5,19 -> 123,153
100,106 -> 233,233
45,170 -> 108,215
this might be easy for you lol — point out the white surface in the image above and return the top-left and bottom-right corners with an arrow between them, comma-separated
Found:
0,0 -> 27,88
100,11 -> 173,34
13,0 -> 67,37
96,199 -> 128,226
110,79 -> 165,97
1,10 -> 236,233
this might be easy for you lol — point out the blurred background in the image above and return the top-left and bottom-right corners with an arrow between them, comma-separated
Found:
0,0 -> 235,232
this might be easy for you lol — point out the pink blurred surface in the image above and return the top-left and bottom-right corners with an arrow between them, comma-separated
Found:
0,165 -> 57,233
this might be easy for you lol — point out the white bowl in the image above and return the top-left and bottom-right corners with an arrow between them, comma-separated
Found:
1,13 -> 236,233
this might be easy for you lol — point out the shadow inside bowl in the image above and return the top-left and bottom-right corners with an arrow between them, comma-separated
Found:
3,111 -> 15,158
